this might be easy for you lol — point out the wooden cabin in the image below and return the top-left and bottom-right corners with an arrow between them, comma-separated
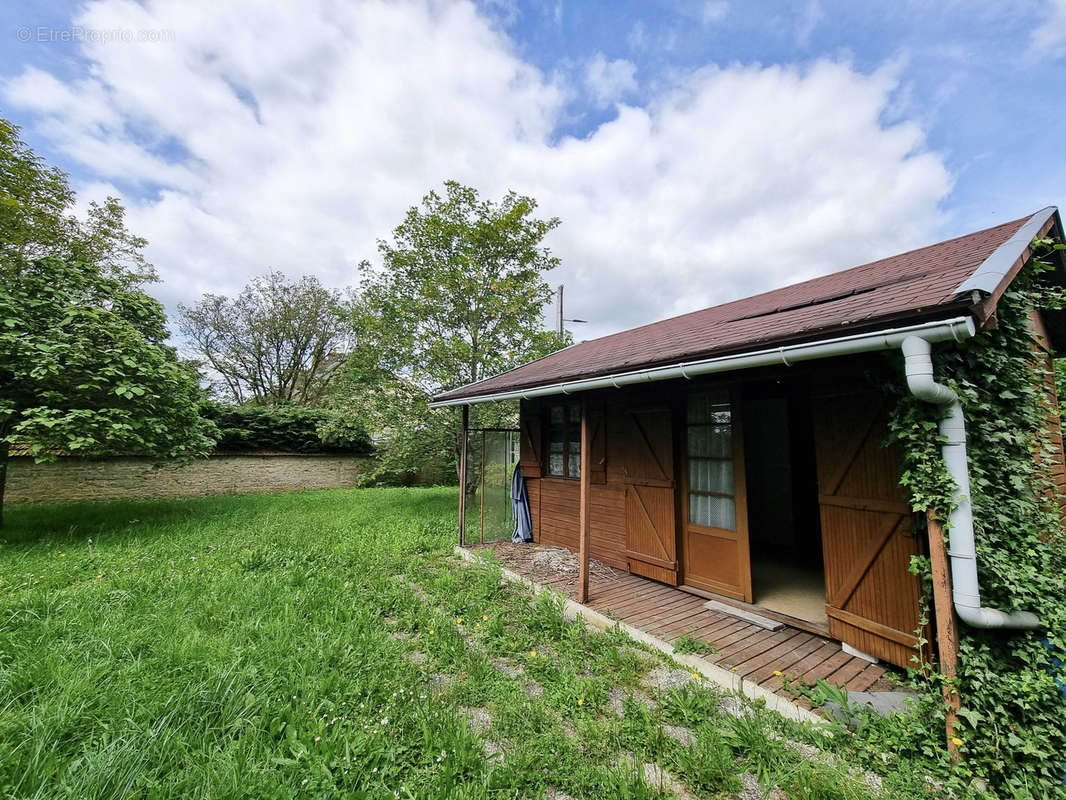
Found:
432,207 -> 1066,669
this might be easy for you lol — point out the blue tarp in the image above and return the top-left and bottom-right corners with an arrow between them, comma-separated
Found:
511,464 -> 533,543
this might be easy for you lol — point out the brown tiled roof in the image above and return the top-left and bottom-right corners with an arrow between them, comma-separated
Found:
434,210 -> 1053,403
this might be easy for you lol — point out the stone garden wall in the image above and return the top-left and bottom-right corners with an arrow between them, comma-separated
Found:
6,453 -> 371,503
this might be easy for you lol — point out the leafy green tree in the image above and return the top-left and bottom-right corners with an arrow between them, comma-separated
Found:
0,257 -> 216,524
0,120 -> 214,524
0,119 -> 156,284
178,272 -> 348,405
326,181 -> 567,483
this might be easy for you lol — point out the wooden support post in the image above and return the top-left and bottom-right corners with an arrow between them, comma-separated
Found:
927,509 -> 962,765
479,430 -> 486,544
578,395 -> 592,603
458,405 -> 469,546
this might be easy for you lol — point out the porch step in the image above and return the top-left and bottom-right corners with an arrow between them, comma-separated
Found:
702,600 -> 784,631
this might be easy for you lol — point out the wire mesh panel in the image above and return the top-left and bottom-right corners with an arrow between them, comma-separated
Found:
462,429 -> 520,545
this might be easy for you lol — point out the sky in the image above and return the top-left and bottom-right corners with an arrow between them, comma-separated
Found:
1,0 -> 1064,343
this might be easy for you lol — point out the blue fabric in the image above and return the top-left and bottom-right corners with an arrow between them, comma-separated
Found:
511,464 -> 533,543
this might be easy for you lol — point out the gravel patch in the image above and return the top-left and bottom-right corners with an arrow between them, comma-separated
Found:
607,686 -> 654,717
663,724 -> 695,746
642,664 -> 699,692
428,673 -> 455,692
491,656 -> 523,678
642,762 -> 697,800
458,706 -> 492,733
719,694 -> 750,719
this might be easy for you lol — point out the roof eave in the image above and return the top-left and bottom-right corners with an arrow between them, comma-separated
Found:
429,315 -> 977,407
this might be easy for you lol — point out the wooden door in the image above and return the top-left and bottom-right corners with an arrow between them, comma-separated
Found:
682,389 -> 751,601
622,406 -> 678,584
812,388 -> 928,668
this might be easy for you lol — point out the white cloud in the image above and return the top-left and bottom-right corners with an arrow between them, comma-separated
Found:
4,0 -> 951,343
1031,0 -> 1066,53
702,1 -> 729,24
584,52 -> 639,108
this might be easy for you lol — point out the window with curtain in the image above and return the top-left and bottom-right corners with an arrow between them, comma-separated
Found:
547,403 -> 581,478
687,390 -> 735,530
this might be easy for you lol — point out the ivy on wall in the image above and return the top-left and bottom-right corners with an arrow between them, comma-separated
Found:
878,240 -> 1066,796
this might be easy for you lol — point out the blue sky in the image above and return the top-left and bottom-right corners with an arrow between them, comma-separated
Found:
2,0 -> 1064,340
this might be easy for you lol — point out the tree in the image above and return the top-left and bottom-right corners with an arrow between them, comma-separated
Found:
0,257 -> 216,524
326,181 -> 567,482
0,119 -> 157,285
0,120 -> 214,525
178,272 -> 348,405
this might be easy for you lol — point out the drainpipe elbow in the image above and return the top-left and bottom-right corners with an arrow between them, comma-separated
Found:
954,604 -> 1041,630
902,336 -> 956,405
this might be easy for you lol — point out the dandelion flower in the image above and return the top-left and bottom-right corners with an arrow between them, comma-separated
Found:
691,672 -> 700,679
577,698 -> 583,706
530,649 -> 537,658
772,670 -> 783,677
950,737 -> 963,746
456,617 -> 463,624
429,629 -> 435,635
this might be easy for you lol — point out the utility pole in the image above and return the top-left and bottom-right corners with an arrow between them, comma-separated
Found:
556,284 -> 587,340
557,284 -> 564,337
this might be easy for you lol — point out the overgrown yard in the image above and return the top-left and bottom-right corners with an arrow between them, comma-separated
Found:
2,489 -> 935,799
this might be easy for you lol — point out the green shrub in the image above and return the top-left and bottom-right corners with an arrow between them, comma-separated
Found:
201,403 -> 373,454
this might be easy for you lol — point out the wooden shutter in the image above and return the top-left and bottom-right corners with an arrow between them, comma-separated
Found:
519,399 -> 542,477
622,406 -> 678,584
812,388 -> 929,668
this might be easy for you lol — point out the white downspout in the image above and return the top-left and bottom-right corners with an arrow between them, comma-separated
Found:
901,336 -> 1041,630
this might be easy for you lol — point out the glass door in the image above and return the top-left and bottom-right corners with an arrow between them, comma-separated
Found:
682,389 -> 751,601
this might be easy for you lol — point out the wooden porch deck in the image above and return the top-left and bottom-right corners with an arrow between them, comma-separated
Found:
471,542 -> 894,702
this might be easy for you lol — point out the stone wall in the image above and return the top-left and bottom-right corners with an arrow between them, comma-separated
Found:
5,454 -> 371,504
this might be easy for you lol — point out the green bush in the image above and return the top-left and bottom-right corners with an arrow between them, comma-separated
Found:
201,403 -> 372,454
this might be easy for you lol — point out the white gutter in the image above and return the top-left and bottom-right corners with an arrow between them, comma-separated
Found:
901,336 -> 1041,630
429,317 -> 976,408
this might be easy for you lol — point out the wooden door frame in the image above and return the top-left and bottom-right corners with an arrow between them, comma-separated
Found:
677,382 -> 752,602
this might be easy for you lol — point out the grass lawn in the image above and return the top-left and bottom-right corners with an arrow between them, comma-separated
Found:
1,488 -> 930,799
